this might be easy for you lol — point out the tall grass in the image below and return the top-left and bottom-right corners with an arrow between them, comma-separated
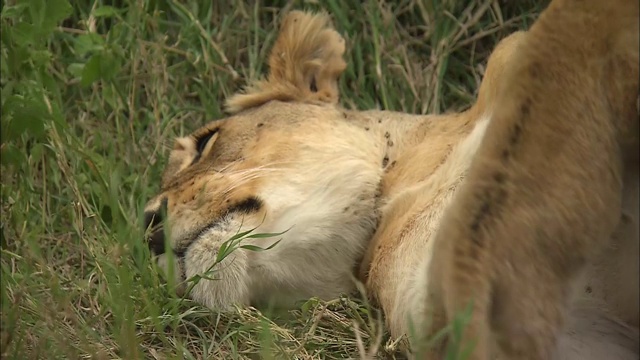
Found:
1,0 -> 545,358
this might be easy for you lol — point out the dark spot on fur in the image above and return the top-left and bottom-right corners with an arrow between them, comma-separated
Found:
520,102 -> 530,117
384,131 -> 390,139
469,184 -> 508,248
585,286 -> 592,294
493,172 -> 506,184
343,206 -> 350,212
620,214 -> 631,225
227,196 -> 263,214
470,224 -> 484,246
378,119 -> 382,124
342,112 -> 348,118
365,127 -> 370,131
310,77 -> 318,92
382,155 -> 389,167
173,249 -> 185,258
499,98 -> 531,163
257,123 -> 264,128
470,201 -> 491,234
510,123 -> 522,146
387,140 -> 394,147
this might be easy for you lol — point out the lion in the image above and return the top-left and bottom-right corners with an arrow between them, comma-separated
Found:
418,0 -> 639,359
142,2 -> 639,359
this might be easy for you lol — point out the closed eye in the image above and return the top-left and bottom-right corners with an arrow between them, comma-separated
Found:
191,129 -> 219,164
196,131 -> 216,154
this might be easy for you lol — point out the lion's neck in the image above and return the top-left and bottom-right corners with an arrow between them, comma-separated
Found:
352,106 -> 492,291
345,108 -> 481,195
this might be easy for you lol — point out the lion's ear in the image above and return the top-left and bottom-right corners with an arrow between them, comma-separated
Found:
225,11 -> 347,114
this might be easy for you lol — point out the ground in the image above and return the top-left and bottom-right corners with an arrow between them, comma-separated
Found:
1,0 -> 545,359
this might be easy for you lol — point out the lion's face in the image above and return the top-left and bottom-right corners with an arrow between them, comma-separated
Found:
143,101 -> 384,308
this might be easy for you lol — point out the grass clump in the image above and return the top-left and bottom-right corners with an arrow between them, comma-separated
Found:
1,0 -> 545,358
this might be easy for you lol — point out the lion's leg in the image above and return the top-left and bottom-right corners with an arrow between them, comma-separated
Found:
440,245 -> 492,360
419,279 -> 450,359
438,237 -> 573,360
420,223 -> 493,360
489,271 -> 567,359
424,0 -> 638,357
444,291 -> 492,360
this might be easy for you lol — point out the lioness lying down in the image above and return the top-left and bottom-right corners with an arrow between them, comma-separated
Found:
143,0 -> 639,358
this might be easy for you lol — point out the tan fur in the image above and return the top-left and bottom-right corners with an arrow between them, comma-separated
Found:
422,0 -> 639,359
143,5 -> 639,359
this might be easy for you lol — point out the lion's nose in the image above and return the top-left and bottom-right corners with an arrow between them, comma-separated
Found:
143,201 -> 167,255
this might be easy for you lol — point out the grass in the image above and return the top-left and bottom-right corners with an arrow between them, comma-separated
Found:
1,0 -> 547,358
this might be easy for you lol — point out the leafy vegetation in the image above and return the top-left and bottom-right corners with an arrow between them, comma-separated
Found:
1,0 -> 545,358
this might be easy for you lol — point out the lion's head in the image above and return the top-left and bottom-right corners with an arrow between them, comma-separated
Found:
143,11 -> 384,309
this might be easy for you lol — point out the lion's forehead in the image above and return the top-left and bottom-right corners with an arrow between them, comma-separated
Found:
167,102 -> 348,167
